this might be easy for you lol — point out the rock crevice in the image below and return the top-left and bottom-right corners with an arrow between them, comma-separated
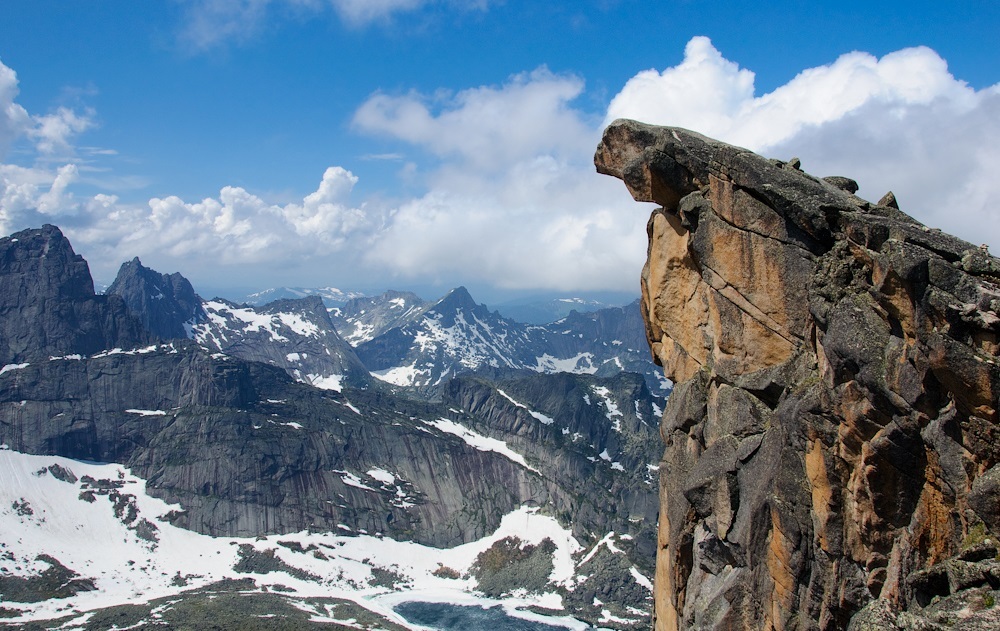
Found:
597,120 -> 1000,630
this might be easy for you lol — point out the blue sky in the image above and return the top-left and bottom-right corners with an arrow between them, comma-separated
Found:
1,1 -> 999,302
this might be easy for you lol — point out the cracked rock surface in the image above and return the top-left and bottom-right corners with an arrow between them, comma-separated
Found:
597,120 -> 1000,630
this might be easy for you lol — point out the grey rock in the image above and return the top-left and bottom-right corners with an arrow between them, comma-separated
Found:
596,120 -> 1000,630
0,225 -> 150,364
106,257 -> 206,340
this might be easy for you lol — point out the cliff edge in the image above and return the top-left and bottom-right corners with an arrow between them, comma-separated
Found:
596,120 -> 1000,630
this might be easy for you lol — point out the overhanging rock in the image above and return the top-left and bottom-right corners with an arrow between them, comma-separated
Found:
597,119 -> 1000,630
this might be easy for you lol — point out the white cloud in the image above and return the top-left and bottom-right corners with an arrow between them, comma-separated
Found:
330,0 -> 426,25
178,0 -> 277,51
606,36 -> 1000,250
1,158 -> 379,284
0,61 -> 32,158
353,68 -> 645,291
0,58 -> 95,162
354,68 -> 596,172
364,158 -> 645,291
29,107 -> 95,157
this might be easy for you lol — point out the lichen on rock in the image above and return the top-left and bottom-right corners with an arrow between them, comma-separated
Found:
596,119 -> 1000,630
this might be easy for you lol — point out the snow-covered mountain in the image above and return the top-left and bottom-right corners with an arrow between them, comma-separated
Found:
242,286 -> 367,307
0,450 -> 652,629
347,287 -> 668,395
329,289 -> 429,346
355,287 -> 540,388
192,295 -> 371,391
106,260 -> 371,391
493,295 -> 630,325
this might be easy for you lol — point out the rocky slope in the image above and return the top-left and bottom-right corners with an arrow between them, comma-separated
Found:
330,289 -> 429,346
596,120 -> 1000,630
193,296 -> 372,390
0,225 -> 150,363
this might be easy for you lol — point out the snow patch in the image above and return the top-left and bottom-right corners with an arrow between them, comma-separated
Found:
532,353 -> 597,375
495,389 -> 554,425
0,362 -> 30,375
423,419 -> 538,473
308,373 -> 343,392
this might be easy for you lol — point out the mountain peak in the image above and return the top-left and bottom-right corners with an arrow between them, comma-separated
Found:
0,226 -> 148,362
106,259 -> 204,340
434,285 -> 479,312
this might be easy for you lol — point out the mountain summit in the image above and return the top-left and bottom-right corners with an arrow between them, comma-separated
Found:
106,257 -> 206,340
0,225 -> 149,363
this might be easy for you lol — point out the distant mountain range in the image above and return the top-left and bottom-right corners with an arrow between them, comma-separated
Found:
104,263 -> 667,397
241,286 -> 368,307
1,225 -> 665,628
241,284 -> 638,324
334,287 -> 668,395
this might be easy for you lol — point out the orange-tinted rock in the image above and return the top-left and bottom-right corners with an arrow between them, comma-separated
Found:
597,120 -> 1000,630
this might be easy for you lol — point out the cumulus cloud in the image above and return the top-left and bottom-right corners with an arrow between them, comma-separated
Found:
352,68 -> 645,291
364,158 -> 645,291
2,161 -> 379,283
354,68 -> 596,172
606,36 -> 1000,250
0,61 -> 32,158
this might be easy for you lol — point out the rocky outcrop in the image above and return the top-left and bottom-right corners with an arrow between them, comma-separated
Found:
106,257 -> 206,340
596,120 -> 1000,629
0,225 -> 150,363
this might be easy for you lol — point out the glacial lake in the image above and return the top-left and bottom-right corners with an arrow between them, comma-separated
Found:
394,601 -> 589,630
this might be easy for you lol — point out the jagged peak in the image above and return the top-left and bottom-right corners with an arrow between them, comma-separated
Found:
432,285 -> 480,312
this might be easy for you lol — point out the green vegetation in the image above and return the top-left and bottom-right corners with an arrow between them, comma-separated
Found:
962,522 -> 990,550
471,536 -> 556,597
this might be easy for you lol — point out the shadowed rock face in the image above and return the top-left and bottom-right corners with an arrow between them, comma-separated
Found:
106,257 -> 206,340
597,120 -> 1000,630
0,225 -> 150,363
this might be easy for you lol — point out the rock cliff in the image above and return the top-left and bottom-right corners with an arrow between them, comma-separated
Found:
0,225 -> 150,363
596,120 -> 1000,630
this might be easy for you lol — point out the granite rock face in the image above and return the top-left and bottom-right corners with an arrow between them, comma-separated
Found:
106,257 -> 206,340
0,225 -> 150,363
596,120 -> 1000,630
